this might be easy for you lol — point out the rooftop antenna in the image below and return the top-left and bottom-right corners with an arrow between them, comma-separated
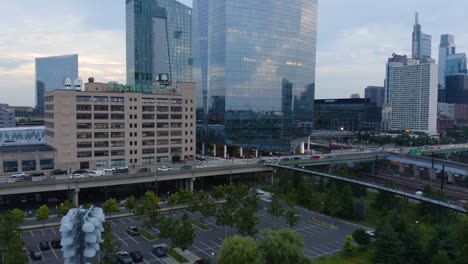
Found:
415,12 -> 419,25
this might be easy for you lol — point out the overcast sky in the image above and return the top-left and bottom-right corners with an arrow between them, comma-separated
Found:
1,0 -> 467,106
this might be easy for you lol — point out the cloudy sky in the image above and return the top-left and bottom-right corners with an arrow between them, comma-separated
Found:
1,0 -> 467,106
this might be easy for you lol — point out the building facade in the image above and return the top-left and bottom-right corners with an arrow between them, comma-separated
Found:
194,0 -> 318,153
390,63 -> 438,134
384,53 -> 409,104
438,34 -> 467,89
0,109 -> 15,128
35,54 -> 78,114
126,0 -> 192,85
364,86 -> 385,107
314,99 -> 382,132
44,81 -> 196,171
412,13 -> 432,61
0,145 -> 54,174
446,75 -> 468,104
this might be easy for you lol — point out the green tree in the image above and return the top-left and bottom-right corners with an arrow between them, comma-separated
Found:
352,228 -> 371,247
196,191 -> 216,222
0,213 -> 28,263
268,194 -> 284,227
234,206 -> 258,236
58,200 -> 74,217
455,216 -> 468,264
211,185 -> 226,203
218,236 -> 262,264
158,215 -> 178,240
373,223 -> 404,264
101,222 -> 120,263
338,185 -> 354,218
342,235 -> 357,255
400,224 -> 424,264
102,198 -> 120,218
216,202 -> 236,238
324,183 -> 340,227
373,183 -> 397,211
36,204 -> 49,227
177,189 -> 195,205
431,250 -> 451,264
167,192 -> 180,212
353,198 -> 367,220
284,207 -> 300,228
258,229 -> 304,264
426,225 -> 457,260
171,213 -> 195,251
136,191 -> 160,228
9,208 -> 25,224
124,195 -> 137,215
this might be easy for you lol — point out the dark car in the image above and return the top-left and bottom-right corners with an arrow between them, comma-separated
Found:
73,169 -> 87,174
194,260 -> 208,264
130,251 -> 144,262
30,172 -> 44,177
195,155 -> 206,161
137,168 -> 150,173
103,255 -> 119,264
51,169 -> 67,175
30,250 -> 42,260
50,239 -> 62,249
126,226 -> 140,236
113,168 -> 129,174
116,251 -> 132,264
181,165 -> 192,170
39,241 -> 50,251
152,246 -> 166,257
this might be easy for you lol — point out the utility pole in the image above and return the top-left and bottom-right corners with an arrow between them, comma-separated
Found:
440,165 -> 445,191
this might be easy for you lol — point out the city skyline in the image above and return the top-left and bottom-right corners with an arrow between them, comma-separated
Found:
1,0 -> 468,106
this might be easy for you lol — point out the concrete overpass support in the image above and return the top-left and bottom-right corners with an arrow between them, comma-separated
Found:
224,145 -> 227,159
213,144 -> 217,157
69,188 -> 80,206
201,143 -> 205,155
413,165 -> 420,178
240,148 -> 243,157
255,150 -> 258,158
186,178 -> 194,192
300,143 -> 305,154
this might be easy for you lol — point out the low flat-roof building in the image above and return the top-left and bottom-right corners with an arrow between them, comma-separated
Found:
44,80 -> 196,171
0,144 -> 55,173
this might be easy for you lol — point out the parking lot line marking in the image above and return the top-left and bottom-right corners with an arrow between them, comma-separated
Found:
49,243 -> 58,259
30,231 -> 35,238
41,229 -> 45,237
124,232 -> 139,245
51,228 -> 57,235
35,244 -> 45,260
191,245 -> 211,257
113,233 -> 128,246
152,227 -> 160,234
128,217 -> 135,223
118,219 -> 126,224
26,248 -> 32,263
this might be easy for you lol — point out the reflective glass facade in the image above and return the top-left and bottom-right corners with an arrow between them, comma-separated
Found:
126,0 -> 192,85
194,0 -> 318,152
35,54 -> 78,114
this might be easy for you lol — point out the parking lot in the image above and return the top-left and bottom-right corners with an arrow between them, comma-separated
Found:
22,201 -> 357,263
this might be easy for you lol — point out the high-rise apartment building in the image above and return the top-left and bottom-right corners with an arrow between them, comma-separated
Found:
35,54 -> 78,114
412,12 -> 432,61
44,80 -> 196,171
384,53 -> 409,104
438,34 -> 467,89
126,0 -> 192,85
193,0 -> 318,153
365,86 -> 385,107
390,63 -> 438,134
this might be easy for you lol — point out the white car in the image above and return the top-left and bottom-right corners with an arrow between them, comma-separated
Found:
365,230 -> 376,238
10,172 -> 25,178
88,170 -> 105,177
195,164 -> 208,169
69,174 -> 85,179
117,166 -> 129,170
103,168 -> 116,172
256,189 -> 265,196
415,191 -> 423,196
157,166 -> 172,172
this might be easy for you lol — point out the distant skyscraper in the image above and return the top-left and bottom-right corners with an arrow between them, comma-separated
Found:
194,0 -> 318,153
438,34 -> 467,89
446,75 -> 468,104
126,0 -> 192,85
35,54 -> 78,114
390,63 -> 438,134
365,86 -> 385,107
384,53 -> 409,104
412,12 -> 432,60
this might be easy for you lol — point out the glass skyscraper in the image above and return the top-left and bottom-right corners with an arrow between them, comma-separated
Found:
194,0 -> 318,152
412,12 -> 432,61
126,0 -> 192,85
35,54 -> 78,114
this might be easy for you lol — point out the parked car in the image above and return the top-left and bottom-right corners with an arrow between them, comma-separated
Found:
157,166 -> 172,172
116,251 -> 132,264
117,166 -> 129,170
290,157 -> 301,161
104,168 -> 116,172
39,241 -> 50,251
181,165 -> 192,170
15,176 -> 32,182
137,168 -> 150,173
51,169 -> 67,175
126,226 -> 140,236
89,170 -> 105,177
193,260 -> 206,264
365,230 -> 376,238
113,168 -> 129,174
30,172 -> 44,177
50,239 -> 62,249
195,164 -> 208,169
152,246 -> 166,257
41,175 -> 55,181
30,250 -> 42,260
130,251 -> 144,262
10,172 -> 25,178
196,155 -> 206,161
73,169 -> 87,174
